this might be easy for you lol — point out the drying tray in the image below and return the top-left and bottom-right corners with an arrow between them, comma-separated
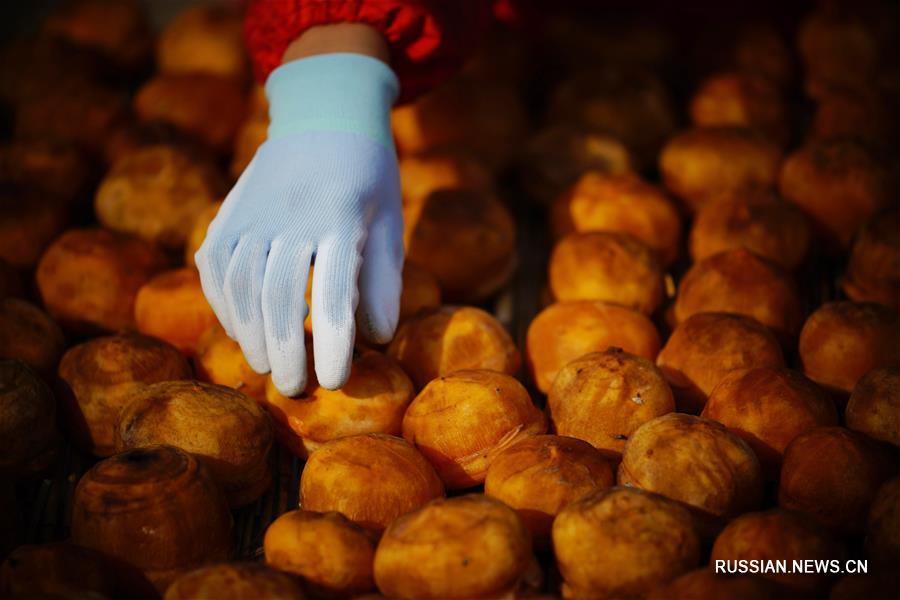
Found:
12,179 -> 843,565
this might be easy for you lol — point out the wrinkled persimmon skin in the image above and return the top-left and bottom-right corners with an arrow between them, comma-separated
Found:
0,298 -> 65,375
13,79 -> 128,156
397,262 -> 442,322
845,367 -> 900,448
673,248 -> 803,344
810,88 -> 897,153
778,426 -> 898,535
398,150 -> 493,206
689,192 -> 811,271
0,541 -> 159,600
796,6 -> 883,98
829,572 -> 900,600
156,4 -> 248,82
403,188 -> 516,302
0,133 -> 93,207
798,301 -> 900,396
702,367 -> 837,475
403,369 -> 546,489
779,138 -> 892,251
549,231 -> 664,314
659,126 -> 782,213
264,509 -> 376,597
194,324 -> 267,401
374,494 -> 536,600
553,486 -> 701,600
550,172 -> 681,267
115,381 -> 273,508
184,201 -> 221,267
41,0 -> 152,71
0,359 -> 59,474
0,187 -> 68,271
134,76 -> 246,155
95,145 -> 223,249
299,433 -> 444,531
164,563 -> 305,600
388,306 -> 520,390
618,413 -> 764,519
134,268 -> 218,354
866,475 -> 900,570
548,349 -> 674,458
391,77 -> 528,170
548,67 -> 677,170
656,312 -> 785,413
484,435 -> 614,546
842,208 -> 900,311
689,71 -> 789,145
521,125 -> 633,207
36,228 -> 168,334
710,509 -> 843,596
263,349 -> 414,458
58,332 -> 192,457
646,568 -> 782,600
71,446 -> 233,593
527,301 -> 661,394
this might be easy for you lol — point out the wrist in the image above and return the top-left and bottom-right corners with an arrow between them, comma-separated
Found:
265,53 -> 398,148
283,23 -> 389,64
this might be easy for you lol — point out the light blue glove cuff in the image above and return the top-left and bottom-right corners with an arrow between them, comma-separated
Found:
265,53 -> 399,149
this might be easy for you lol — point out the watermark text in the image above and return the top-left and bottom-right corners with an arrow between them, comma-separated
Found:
714,559 -> 867,575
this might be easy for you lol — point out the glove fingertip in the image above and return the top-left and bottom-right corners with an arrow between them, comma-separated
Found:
272,368 -> 307,398
244,350 -> 271,375
234,329 -> 270,375
357,261 -> 401,345
359,304 -> 399,345
315,359 -> 351,391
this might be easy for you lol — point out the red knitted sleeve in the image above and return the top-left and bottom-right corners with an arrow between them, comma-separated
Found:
245,0 -> 493,102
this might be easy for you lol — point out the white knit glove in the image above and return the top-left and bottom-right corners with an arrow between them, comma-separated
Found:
195,54 -> 402,395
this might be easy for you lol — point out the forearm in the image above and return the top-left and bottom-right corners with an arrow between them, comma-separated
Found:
244,0 -> 493,102
283,22 -> 389,64
266,25 -> 398,146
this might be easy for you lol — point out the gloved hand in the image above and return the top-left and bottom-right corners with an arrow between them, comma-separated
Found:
195,53 -> 402,395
